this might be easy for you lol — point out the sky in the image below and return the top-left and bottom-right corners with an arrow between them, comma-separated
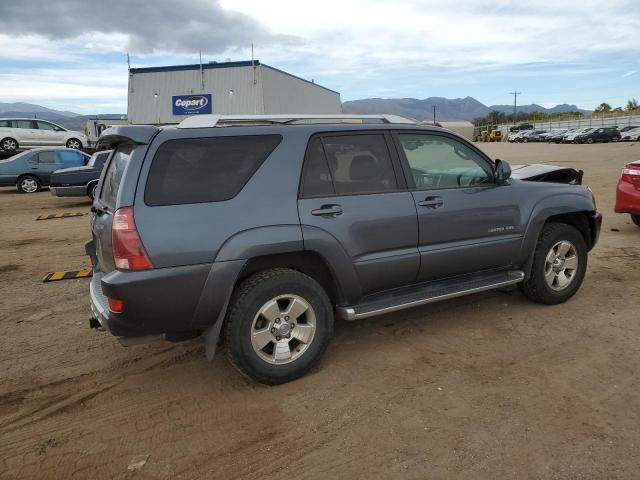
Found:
0,0 -> 638,114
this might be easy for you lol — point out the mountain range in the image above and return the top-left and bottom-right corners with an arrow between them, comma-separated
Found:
1,98 -> 590,128
342,97 -> 590,122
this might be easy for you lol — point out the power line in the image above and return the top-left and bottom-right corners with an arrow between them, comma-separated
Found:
510,90 -> 522,119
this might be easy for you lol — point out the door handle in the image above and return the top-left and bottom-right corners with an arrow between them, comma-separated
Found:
418,196 -> 443,208
311,204 -> 343,217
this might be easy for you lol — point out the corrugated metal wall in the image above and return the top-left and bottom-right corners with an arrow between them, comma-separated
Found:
127,65 -> 264,124
127,64 -> 341,124
261,66 -> 342,114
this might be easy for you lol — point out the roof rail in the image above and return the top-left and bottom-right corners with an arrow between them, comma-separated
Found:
176,114 -> 415,129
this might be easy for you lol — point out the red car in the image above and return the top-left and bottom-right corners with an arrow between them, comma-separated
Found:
615,160 -> 640,227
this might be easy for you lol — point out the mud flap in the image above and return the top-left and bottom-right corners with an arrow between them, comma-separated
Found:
204,318 -> 225,361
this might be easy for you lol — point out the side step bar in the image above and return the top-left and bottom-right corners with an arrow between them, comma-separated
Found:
338,270 -> 525,321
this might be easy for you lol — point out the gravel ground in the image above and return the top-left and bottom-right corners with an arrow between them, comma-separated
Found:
0,142 -> 639,479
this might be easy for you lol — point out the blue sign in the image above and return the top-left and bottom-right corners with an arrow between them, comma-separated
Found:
172,94 -> 212,115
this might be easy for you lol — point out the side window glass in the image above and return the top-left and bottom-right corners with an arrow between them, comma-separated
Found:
301,137 -> 334,197
36,121 -> 56,131
37,151 -> 57,164
321,134 -> 397,195
15,120 -> 35,129
398,134 -> 493,189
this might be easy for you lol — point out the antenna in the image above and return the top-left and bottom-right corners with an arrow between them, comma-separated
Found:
510,90 -> 522,119
126,52 -> 131,71
251,43 -> 257,85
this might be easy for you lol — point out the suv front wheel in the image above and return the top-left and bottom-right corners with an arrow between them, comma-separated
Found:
224,268 -> 334,385
520,223 -> 587,305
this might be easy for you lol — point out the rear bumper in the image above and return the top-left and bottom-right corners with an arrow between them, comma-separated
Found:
50,185 -> 86,197
614,181 -> 640,215
88,259 -> 245,338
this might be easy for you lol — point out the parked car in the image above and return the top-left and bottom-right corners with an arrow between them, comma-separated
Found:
618,126 -> 639,133
508,131 -> 527,142
615,160 -> 640,227
87,114 -> 601,384
564,128 -> 594,143
0,118 -> 88,152
509,123 -> 534,132
547,129 -> 569,143
0,147 -> 90,193
576,127 -> 621,144
50,150 -> 112,199
620,127 -> 640,142
517,130 -> 546,143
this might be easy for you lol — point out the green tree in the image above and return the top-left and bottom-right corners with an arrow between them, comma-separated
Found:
626,99 -> 639,111
594,102 -> 612,113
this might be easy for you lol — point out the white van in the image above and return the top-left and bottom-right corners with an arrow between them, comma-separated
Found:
0,118 -> 88,152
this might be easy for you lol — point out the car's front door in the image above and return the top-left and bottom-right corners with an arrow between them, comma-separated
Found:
298,133 -> 419,296
36,121 -> 66,146
393,131 -> 523,282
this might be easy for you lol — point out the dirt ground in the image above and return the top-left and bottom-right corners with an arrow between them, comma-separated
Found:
1,142 -> 639,479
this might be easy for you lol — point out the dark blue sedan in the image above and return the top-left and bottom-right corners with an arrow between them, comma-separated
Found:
50,150 -> 112,199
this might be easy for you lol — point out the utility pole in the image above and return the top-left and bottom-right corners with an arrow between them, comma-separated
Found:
433,105 -> 437,125
510,90 -> 521,122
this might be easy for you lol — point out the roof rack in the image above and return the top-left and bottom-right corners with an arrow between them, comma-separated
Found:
176,114 -> 415,129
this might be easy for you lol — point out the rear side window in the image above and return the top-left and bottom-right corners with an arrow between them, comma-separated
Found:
309,134 -> 398,196
37,151 -> 57,164
0,120 -> 10,127
101,145 -> 132,210
145,135 -> 282,206
15,120 -> 35,129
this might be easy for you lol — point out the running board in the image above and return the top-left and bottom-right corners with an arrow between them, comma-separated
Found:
338,270 -> 525,321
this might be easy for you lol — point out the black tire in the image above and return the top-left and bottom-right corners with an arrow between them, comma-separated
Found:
586,137 -> 594,144
612,136 -> 619,143
88,182 -> 98,200
224,268 -> 334,385
66,138 -> 82,149
16,175 -> 41,193
1,137 -> 18,152
519,223 -> 588,305
631,215 -> 640,227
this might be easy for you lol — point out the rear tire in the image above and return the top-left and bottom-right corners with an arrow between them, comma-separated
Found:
224,268 -> 334,385
17,175 -> 41,193
1,137 -> 18,152
587,138 -> 594,144
519,223 -> 587,305
631,215 -> 640,227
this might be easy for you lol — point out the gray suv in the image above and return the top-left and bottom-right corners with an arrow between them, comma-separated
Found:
87,114 -> 602,384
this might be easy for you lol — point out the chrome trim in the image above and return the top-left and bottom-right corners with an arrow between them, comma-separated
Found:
50,185 -> 87,197
338,272 -> 525,321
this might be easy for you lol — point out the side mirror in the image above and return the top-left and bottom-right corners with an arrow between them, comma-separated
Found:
495,159 -> 511,184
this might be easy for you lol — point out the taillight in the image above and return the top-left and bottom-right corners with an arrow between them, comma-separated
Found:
108,297 -> 124,313
112,207 -> 153,271
621,164 -> 640,184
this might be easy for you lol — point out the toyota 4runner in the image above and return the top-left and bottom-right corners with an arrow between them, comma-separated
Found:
87,114 -> 602,384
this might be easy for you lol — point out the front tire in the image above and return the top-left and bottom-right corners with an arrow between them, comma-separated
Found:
631,214 -> 640,227
224,268 -> 334,385
17,175 -> 41,193
1,137 -> 18,152
66,138 -> 82,149
519,223 -> 587,305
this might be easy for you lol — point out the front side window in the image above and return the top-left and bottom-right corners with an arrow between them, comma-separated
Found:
398,134 -> 493,189
145,135 -> 282,206
101,145 -> 133,210
36,121 -> 56,131
57,150 -> 85,167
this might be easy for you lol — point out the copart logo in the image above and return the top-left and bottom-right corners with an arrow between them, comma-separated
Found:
175,95 -> 209,111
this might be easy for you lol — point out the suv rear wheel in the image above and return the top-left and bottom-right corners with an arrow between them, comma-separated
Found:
631,214 -> 640,227
520,223 -> 587,305
224,268 -> 334,384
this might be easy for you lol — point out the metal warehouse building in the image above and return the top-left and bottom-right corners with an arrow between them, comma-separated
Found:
127,60 -> 342,125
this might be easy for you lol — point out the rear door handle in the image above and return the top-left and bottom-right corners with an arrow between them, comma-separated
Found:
311,204 -> 343,217
418,196 -> 444,208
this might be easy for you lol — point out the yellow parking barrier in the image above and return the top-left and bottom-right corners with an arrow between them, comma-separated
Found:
42,268 -> 93,283
36,212 -> 86,221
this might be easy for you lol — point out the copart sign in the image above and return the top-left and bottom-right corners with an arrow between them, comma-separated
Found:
172,94 -> 212,115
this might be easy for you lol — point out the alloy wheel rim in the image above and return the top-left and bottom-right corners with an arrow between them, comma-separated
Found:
3,139 -> 16,150
544,240 -> 579,291
68,140 -> 80,149
21,178 -> 38,193
250,294 -> 316,365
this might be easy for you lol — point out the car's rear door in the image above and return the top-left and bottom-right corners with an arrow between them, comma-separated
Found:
13,120 -> 40,146
92,145 -> 133,273
298,132 -> 419,295
393,131 -> 523,282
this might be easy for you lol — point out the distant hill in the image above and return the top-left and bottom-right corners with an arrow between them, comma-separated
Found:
0,102 -> 125,131
342,97 -> 589,121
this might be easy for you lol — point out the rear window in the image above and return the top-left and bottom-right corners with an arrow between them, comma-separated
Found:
100,145 -> 132,210
145,135 -> 282,206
